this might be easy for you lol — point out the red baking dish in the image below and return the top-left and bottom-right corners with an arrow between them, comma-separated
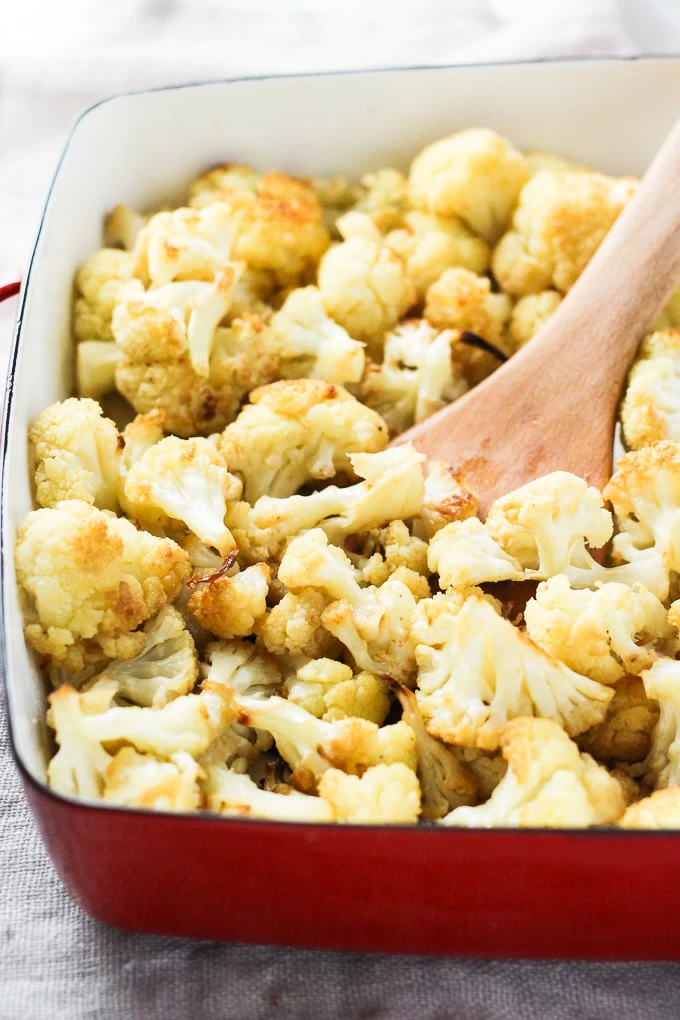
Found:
5,57 -> 680,958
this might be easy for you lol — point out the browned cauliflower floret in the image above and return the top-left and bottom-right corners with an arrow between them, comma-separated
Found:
190,167 -> 330,286
187,563 -> 270,639
255,589 -> 341,660
385,210 -> 490,299
412,460 -> 479,540
29,398 -> 121,512
131,203 -> 233,287
317,224 -> 416,359
578,676 -> 659,765
506,290 -> 562,350
620,786 -> 680,829
621,329 -> 680,450
409,129 -> 530,243
73,248 -> 138,343
15,500 -> 191,670
442,717 -> 627,828
317,763 -> 421,823
424,268 -> 511,344
218,379 -> 388,502
353,168 -> 410,232
492,170 -> 636,296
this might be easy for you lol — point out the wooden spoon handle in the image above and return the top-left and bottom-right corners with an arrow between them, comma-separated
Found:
513,115 -> 680,392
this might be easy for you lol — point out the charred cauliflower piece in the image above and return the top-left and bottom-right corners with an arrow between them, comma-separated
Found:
492,170 -> 636,296
73,248 -> 138,343
359,319 -> 468,435
409,128 -> 530,244
187,563 -> 270,639
524,576 -> 671,684
385,210 -> 490,299
317,763 -> 421,823
621,329 -> 680,450
218,379 -> 388,502
414,594 -> 613,750
442,717 -> 627,828
30,398 -> 121,512
16,500 -> 191,670
413,460 -> 479,540
317,217 -> 416,359
123,435 -> 241,554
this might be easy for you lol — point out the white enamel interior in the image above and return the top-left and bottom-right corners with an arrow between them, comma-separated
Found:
4,58 -> 680,785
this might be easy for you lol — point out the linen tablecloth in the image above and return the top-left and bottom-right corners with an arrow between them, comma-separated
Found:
3,3 -> 680,1016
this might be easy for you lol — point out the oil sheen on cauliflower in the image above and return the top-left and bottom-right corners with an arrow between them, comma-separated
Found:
414,594 -> 613,750
441,717 -> 627,828
359,319 -> 469,435
408,128 -> 530,243
524,576 -> 671,684
492,170 -> 636,296
218,379 -> 388,502
15,500 -> 191,670
29,398 -> 121,512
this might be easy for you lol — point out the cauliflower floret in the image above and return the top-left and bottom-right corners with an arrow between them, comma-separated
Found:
486,471 -> 613,579
359,319 -> 469,435
79,605 -> 198,708
123,436 -> 241,554
639,658 -> 680,788
317,763 -> 421,823
524,576 -> 671,684
76,341 -> 122,400
409,129 -> 530,243
428,517 -> 524,591
203,765 -> 333,821
415,594 -> 613,750
424,268 -> 511,347
620,786 -> 680,828
352,520 -> 430,589
317,229 -> 416,359
115,308 -> 280,438
453,747 -> 507,801
412,460 -> 479,540
279,530 -> 421,681
47,684 -> 114,798
73,248 -> 138,343
283,658 -> 390,724
218,379 -> 388,502
441,717 -> 627,828
394,682 -> 477,818
492,170 -> 636,296
29,398 -> 121,511
16,500 -> 191,669
506,290 -> 562,350
255,589 -> 342,660
102,747 -> 201,811
621,329 -> 680,450
132,203 -> 234,287
578,676 -> 659,764
191,168 -> 329,286
270,285 -> 365,384
187,563 -> 270,639
603,441 -> 680,601
312,175 -> 363,236
104,204 -> 149,251
232,691 -> 416,788
203,638 -> 281,697
385,210 -> 490,298
524,151 -> 591,176
353,167 -> 410,232
226,445 -> 425,564
112,268 -> 239,378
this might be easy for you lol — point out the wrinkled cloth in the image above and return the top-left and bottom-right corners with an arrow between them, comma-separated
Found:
3,2 -> 680,1017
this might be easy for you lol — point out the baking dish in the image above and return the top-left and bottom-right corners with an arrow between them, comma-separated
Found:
4,57 -> 680,958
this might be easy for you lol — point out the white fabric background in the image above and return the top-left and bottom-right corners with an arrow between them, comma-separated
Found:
3,2 -> 680,1016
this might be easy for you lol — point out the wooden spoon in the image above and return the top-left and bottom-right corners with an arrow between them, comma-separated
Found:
394,119 -> 680,515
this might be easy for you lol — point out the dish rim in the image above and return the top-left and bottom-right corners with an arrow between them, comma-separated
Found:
3,53 -> 678,834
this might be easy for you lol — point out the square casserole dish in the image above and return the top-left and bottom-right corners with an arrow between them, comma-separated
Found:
4,57 -> 680,958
